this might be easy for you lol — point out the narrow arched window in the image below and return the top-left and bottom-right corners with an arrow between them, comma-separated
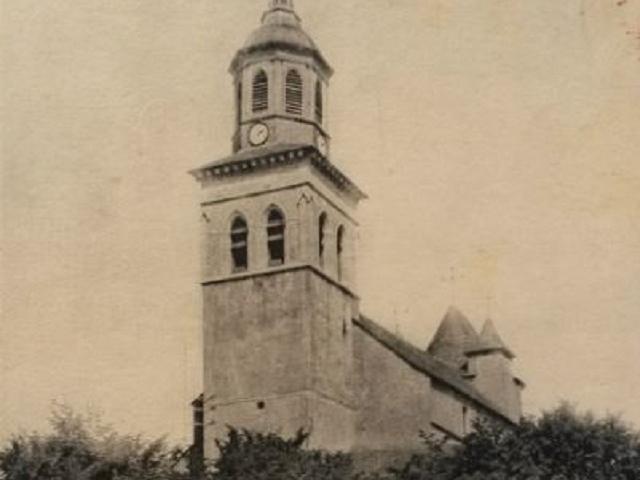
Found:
285,69 -> 303,115
462,406 -> 469,435
318,212 -> 327,264
315,80 -> 323,124
236,81 -> 243,126
252,70 -> 268,112
267,208 -> 286,266
336,225 -> 344,280
230,216 -> 248,272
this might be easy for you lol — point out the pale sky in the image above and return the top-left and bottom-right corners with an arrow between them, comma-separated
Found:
2,0 -> 639,445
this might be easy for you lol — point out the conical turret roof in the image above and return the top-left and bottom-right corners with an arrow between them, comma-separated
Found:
427,306 -> 481,367
466,318 -> 515,359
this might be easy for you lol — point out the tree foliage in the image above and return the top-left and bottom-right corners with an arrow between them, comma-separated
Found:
209,428 -> 352,480
394,404 -> 640,480
0,404 -> 189,480
3,404 -> 639,480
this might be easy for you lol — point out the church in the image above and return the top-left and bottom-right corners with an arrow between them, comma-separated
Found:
189,0 -> 524,467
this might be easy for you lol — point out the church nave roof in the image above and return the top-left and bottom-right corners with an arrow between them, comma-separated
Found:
354,314 -> 513,424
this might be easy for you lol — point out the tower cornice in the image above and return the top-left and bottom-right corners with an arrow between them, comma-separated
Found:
230,42 -> 333,78
201,263 -> 360,301
190,145 -> 367,202
229,49 -> 332,81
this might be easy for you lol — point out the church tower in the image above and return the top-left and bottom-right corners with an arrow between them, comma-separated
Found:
191,0 -> 366,458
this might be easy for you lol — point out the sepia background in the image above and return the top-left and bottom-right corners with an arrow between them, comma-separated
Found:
2,0 -> 639,445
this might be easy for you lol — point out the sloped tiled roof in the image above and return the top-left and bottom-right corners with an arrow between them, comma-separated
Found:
466,318 -> 515,359
354,315 -> 512,423
426,306 -> 482,367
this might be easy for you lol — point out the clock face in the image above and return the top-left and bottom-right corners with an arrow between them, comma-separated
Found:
248,123 -> 269,146
317,135 -> 328,156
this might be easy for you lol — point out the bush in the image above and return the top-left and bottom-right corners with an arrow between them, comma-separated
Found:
393,404 -> 640,480
209,428 -> 353,480
0,404 -> 189,480
3,403 -> 639,480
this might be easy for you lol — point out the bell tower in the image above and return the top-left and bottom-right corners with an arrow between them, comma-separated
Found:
191,0 -> 366,459
230,0 -> 332,156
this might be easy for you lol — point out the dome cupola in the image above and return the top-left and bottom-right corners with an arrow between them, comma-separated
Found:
229,0 -> 333,156
230,0 -> 332,77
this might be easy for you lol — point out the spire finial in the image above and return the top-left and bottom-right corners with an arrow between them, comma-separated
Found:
263,0 -> 299,24
269,0 -> 295,12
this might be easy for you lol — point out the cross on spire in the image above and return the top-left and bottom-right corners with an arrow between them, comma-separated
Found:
485,293 -> 495,319
442,267 -> 464,304
626,22 -> 640,61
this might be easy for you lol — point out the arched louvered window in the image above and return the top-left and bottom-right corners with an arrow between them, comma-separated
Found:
252,70 -> 268,112
230,216 -> 248,272
318,212 -> 327,264
285,69 -> 303,115
315,80 -> 323,124
236,81 -> 243,126
267,208 -> 286,266
336,225 -> 345,281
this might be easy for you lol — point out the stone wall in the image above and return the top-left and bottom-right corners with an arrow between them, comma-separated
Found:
430,381 -> 480,439
469,353 -> 522,422
202,270 -> 311,457
352,326 -> 433,462
202,268 -> 358,458
199,162 -> 362,459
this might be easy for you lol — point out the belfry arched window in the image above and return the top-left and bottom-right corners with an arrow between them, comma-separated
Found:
318,212 -> 327,264
267,207 -> 286,266
230,215 -> 248,272
285,69 -> 303,115
336,225 -> 345,280
252,70 -> 269,112
315,80 -> 323,124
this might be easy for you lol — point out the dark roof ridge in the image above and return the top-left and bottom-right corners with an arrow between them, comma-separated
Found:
354,314 -> 513,424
